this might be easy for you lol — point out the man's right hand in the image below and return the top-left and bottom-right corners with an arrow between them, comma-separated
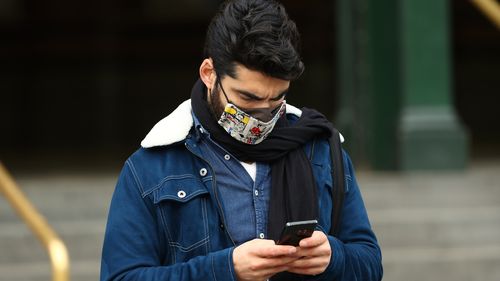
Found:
232,239 -> 299,281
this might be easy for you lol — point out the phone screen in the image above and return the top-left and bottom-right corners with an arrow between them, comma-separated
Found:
276,219 -> 318,246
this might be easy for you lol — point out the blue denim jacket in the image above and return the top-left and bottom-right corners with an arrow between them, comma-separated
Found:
100,100 -> 382,281
192,114 -> 273,245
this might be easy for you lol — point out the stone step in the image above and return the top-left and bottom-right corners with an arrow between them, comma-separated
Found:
358,162 -> 500,208
370,206 -> 500,248
0,219 -> 105,263
3,207 -> 500,262
382,245 -> 500,281
0,259 -> 100,281
0,162 -> 498,281
0,175 -> 115,222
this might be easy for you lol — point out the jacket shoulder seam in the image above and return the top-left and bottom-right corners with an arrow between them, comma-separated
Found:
125,159 -> 146,196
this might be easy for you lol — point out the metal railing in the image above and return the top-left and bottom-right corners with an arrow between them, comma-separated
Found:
471,0 -> 500,29
0,162 -> 70,281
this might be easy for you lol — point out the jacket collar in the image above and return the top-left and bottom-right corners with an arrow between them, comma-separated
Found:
141,99 -> 342,148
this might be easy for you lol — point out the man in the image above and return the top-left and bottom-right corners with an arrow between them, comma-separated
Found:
100,0 -> 382,280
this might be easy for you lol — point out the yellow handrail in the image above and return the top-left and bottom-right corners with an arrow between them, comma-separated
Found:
0,162 -> 70,281
471,0 -> 500,29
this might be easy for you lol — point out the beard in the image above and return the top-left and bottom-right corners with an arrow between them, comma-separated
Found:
208,85 -> 225,122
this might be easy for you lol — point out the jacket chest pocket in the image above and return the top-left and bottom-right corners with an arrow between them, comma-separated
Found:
153,176 -> 211,263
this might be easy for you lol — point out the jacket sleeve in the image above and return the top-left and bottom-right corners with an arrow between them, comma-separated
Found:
100,160 -> 237,281
313,151 -> 383,281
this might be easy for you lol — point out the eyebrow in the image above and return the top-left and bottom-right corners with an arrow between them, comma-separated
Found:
232,88 -> 289,101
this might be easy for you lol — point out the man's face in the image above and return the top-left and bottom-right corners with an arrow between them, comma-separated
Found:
209,64 -> 290,120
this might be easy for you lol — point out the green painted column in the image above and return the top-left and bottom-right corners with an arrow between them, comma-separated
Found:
364,0 -> 400,170
336,0 -> 469,170
336,0 -> 400,169
398,0 -> 469,170
336,0 -> 359,159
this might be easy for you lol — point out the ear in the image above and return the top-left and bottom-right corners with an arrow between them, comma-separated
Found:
199,58 -> 216,92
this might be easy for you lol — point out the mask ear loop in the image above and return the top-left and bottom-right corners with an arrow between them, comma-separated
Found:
216,77 -> 231,104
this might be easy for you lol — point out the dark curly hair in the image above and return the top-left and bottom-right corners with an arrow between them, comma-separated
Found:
204,0 -> 304,81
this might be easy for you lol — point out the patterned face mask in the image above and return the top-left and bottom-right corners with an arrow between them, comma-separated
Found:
216,80 -> 286,145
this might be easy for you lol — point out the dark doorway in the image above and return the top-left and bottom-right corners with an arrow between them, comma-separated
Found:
1,0 -> 337,171
452,1 -> 500,160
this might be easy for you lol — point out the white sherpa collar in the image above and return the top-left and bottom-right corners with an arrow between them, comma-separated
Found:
141,99 -> 343,148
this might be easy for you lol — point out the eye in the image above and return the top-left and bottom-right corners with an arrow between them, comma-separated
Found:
271,91 -> 288,101
237,91 -> 261,102
239,94 -> 255,101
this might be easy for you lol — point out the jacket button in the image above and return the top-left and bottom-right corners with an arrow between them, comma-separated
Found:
199,168 -> 208,177
177,190 -> 186,198
224,154 -> 231,160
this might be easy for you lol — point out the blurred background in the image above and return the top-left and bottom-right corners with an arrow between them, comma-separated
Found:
1,0 -> 499,280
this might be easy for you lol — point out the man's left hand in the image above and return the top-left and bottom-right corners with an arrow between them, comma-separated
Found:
286,230 -> 332,276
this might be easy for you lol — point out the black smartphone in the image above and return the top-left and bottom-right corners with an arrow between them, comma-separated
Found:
276,219 -> 318,246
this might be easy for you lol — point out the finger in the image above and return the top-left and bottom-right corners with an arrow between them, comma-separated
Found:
252,255 -> 300,270
246,257 -> 297,279
294,245 -> 331,259
241,264 -> 289,281
260,265 -> 291,279
259,245 -> 297,258
299,231 -> 327,248
288,256 -> 330,269
242,239 -> 296,257
287,265 -> 326,276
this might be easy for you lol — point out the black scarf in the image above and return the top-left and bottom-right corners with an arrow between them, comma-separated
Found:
190,79 -> 333,280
